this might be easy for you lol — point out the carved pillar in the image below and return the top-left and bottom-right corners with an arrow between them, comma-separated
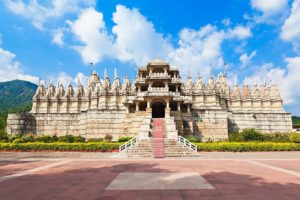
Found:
187,104 -> 191,113
136,102 -> 140,111
177,102 -> 181,111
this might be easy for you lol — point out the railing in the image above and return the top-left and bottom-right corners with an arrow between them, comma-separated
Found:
119,137 -> 137,152
177,135 -> 197,152
148,72 -> 171,78
148,87 -> 169,92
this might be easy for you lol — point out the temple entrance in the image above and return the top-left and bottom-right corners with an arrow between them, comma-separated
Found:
152,102 -> 165,118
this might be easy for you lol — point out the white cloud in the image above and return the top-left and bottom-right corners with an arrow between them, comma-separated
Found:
168,25 -> 226,79
0,48 -> 39,84
280,0 -> 300,51
246,57 -> 300,105
52,28 -> 64,46
48,71 -> 88,88
227,25 -> 252,39
239,50 -> 257,68
4,0 -> 95,30
68,7 -> 116,64
249,0 -> 289,23
112,5 -> 174,65
68,5 -> 252,80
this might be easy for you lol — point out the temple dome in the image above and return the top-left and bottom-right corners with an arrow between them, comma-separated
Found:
148,59 -> 168,65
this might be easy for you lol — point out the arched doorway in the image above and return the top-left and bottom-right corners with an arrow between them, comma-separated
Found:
152,102 -> 165,118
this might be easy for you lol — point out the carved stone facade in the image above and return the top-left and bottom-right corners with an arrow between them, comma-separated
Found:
6,59 -> 293,141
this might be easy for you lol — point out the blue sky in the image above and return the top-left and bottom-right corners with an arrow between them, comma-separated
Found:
0,0 -> 300,115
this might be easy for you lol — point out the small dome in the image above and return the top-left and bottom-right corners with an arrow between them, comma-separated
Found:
148,59 -> 168,65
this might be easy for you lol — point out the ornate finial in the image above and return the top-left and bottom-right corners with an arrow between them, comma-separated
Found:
224,62 -> 227,77
188,69 -> 191,78
38,78 -> 41,86
77,76 -> 81,86
90,62 -> 94,74
104,68 -> 107,78
114,67 -> 118,79
234,77 -> 237,86
263,78 -> 266,86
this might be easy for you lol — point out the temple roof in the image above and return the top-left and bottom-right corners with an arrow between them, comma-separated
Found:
148,59 -> 168,66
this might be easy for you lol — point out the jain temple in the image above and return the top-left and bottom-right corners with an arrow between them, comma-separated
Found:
7,59 -> 293,141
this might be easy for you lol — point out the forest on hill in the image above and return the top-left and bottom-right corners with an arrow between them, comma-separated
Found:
0,80 -> 37,134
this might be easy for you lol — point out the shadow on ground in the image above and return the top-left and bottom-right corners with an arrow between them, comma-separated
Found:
0,162 -> 299,200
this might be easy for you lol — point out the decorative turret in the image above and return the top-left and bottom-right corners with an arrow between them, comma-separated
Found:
231,83 -> 241,100
65,84 -> 74,98
270,84 -> 281,100
55,83 -> 65,98
88,70 -> 100,87
207,76 -> 216,92
183,76 -> 193,94
194,76 -> 204,92
242,84 -> 252,99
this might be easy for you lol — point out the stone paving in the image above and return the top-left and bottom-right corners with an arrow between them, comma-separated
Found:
0,152 -> 300,199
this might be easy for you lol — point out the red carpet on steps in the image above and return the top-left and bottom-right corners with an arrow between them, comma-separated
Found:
152,119 -> 164,158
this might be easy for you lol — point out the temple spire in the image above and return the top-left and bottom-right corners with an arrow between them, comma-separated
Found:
104,68 -> 107,78
114,67 -> 118,79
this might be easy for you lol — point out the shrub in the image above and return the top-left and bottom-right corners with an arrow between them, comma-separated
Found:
88,138 -> 104,142
12,138 -> 25,143
117,136 -> 133,143
196,142 -> 300,152
263,133 -> 290,142
0,142 -> 121,151
228,131 -> 244,142
290,133 -> 300,143
73,136 -> 86,143
0,130 -> 9,142
36,135 -> 57,143
240,128 -> 264,141
104,134 -> 113,142
58,135 -> 75,143
186,136 -> 201,143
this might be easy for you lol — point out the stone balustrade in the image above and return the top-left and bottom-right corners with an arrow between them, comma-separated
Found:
148,87 -> 169,92
148,72 -> 171,79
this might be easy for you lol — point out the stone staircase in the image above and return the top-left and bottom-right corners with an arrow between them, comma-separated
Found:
152,119 -> 165,158
117,118 -> 200,158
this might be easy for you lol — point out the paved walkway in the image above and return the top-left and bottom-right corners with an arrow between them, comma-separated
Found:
0,152 -> 300,199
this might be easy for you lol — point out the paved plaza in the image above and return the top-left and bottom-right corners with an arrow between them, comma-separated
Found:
0,152 -> 300,199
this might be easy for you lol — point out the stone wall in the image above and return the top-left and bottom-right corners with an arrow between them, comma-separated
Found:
228,111 -> 293,133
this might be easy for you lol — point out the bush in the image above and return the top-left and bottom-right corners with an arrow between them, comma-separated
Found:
104,134 -> 113,142
228,131 -> 244,142
196,142 -> 300,152
263,133 -> 290,142
35,135 -> 57,143
290,133 -> 300,143
186,136 -> 201,143
0,130 -> 9,142
0,142 -> 121,151
88,138 -> 104,142
58,135 -> 75,143
73,136 -> 86,143
117,136 -> 133,143
241,128 -> 264,141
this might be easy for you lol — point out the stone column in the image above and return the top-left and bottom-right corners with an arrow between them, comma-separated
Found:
176,85 -> 179,92
177,102 -> 181,111
138,85 -> 141,92
136,102 -> 140,111
187,104 -> 191,113
147,99 -> 150,109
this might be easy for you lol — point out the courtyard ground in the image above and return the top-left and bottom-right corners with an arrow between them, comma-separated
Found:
0,152 -> 300,199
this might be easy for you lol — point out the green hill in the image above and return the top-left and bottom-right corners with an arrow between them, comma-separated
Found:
0,80 -> 37,134
292,116 -> 300,126
0,80 -> 37,112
